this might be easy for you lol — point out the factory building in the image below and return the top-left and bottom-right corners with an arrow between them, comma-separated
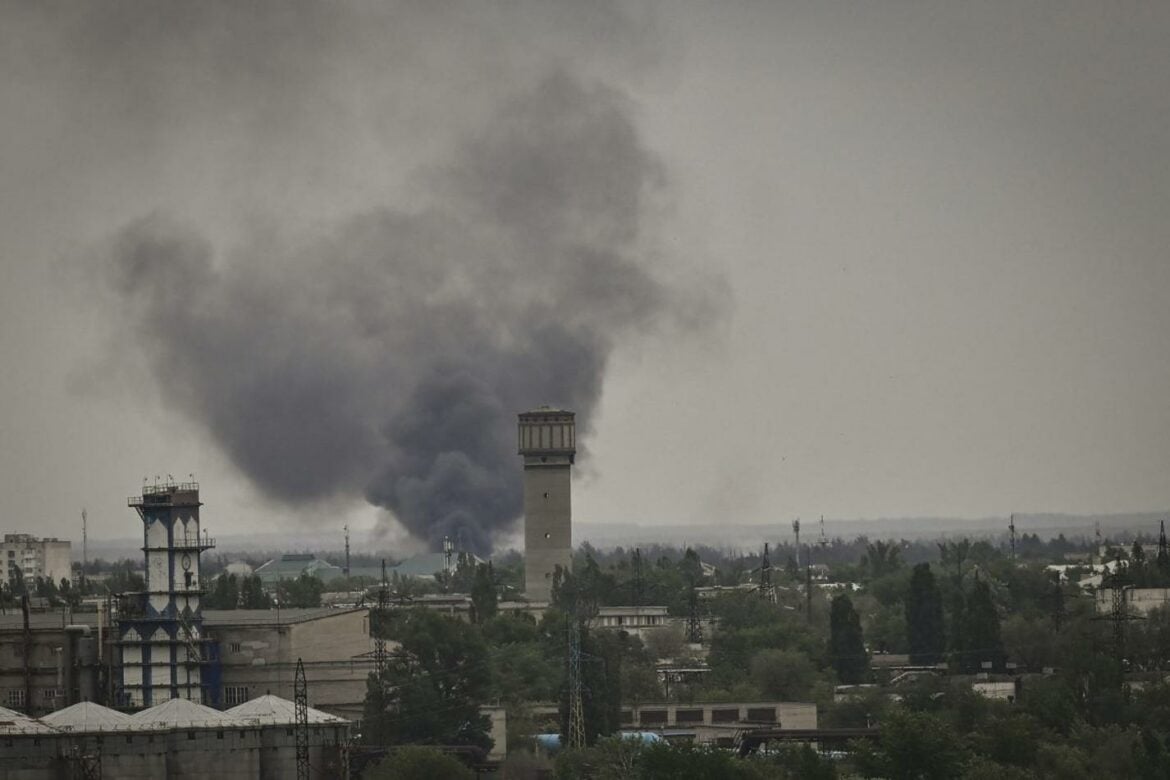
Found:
0,606 -> 376,720
519,407 -> 576,602
1,696 -> 349,779
2,534 -> 71,588
118,481 -> 217,708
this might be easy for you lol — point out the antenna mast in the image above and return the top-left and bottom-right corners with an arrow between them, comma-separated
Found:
685,582 -> 703,644
443,536 -> 454,592
758,543 -> 774,603
343,525 -> 350,578
567,608 -> 586,749
81,508 -> 88,585
294,658 -> 310,780
1009,514 -> 1017,560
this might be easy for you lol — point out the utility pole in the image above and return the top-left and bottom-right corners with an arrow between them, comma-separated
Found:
22,595 -> 33,715
805,544 -> 813,622
81,508 -> 88,587
343,525 -> 350,578
294,658 -> 310,780
374,560 -> 388,675
758,543 -> 774,603
685,583 -> 703,644
792,519 -> 801,569
1009,514 -> 1017,561
1158,521 -> 1169,572
443,536 -> 454,592
631,548 -> 645,608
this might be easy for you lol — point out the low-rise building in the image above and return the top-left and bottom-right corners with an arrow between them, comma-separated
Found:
210,607 -> 376,719
529,700 -> 817,747
253,555 -> 343,588
1096,587 -> 1170,617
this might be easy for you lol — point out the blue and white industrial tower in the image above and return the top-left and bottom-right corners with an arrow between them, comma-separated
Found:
117,481 -> 216,708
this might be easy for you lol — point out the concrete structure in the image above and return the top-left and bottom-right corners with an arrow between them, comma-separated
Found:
1,697 -> 349,779
0,605 -> 376,720
0,610 -> 104,715
118,481 -> 216,708
210,607 -> 375,719
2,534 -> 71,588
519,407 -> 576,602
226,695 -> 350,778
1096,587 -> 1170,617
590,606 -> 671,641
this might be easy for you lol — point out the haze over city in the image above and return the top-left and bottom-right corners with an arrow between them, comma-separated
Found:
3,2 -> 1169,552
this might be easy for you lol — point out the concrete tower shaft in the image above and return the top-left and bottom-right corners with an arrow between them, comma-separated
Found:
119,482 -> 216,708
519,408 -> 575,602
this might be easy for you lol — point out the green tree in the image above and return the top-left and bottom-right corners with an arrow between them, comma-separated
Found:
905,563 -> 945,664
959,578 -> 1004,673
861,540 -> 903,580
239,574 -> 271,609
364,745 -> 474,780
205,573 -> 240,609
750,649 -> 817,700
852,708 -> 969,779
470,562 -> 498,624
365,608 -> 493,750
830,594 -> 868,684
276,572 -> 322,608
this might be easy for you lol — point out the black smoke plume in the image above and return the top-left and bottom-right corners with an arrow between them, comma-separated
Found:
108,71 -> 704,554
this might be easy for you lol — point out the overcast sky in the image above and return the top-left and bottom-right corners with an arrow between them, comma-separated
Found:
2,2 -> 1168,550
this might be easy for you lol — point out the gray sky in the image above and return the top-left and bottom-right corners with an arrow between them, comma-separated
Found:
2,1 -> 1168,549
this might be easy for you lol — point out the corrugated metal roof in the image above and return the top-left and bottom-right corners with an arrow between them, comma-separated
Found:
131,697 -> 250,729
0,706 -> 59,735
42,701 -> 134,731
227,695 -> 348,726
254,555 -> 344,582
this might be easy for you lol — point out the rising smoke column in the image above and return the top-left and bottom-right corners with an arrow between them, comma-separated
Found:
107,70 -> 700,554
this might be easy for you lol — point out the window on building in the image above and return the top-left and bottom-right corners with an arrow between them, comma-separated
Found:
5,689 -> 26,708
746,707 -> 777,723
711,708 -> 739,723
224,686 -> 249,706
229,642 -> 242,653
42,688 -> 61,703
640,709 -> 667,725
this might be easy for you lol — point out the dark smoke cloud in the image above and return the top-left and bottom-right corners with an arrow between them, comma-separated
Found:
107,70 -> 711,553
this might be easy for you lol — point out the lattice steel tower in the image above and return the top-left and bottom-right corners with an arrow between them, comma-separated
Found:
519,408 -> 576,602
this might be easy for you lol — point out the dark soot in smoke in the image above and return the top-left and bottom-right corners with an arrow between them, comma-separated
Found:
109,73 -> 690,554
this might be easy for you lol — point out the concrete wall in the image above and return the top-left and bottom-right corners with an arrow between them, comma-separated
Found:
523,465 -> 572,602
257,725 -> 349,780
1096,587 -> 1170,616
215,610 -> 373,719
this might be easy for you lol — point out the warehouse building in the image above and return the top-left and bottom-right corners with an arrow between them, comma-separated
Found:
0,696 -> 349,779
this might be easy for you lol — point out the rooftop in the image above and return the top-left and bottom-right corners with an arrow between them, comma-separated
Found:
227,694 -> 347,725
203,607 -> 364,626
42,701 -> 134,732
132,697 -> 250,729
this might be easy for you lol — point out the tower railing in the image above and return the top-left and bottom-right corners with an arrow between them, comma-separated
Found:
141,535 -> 216,551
